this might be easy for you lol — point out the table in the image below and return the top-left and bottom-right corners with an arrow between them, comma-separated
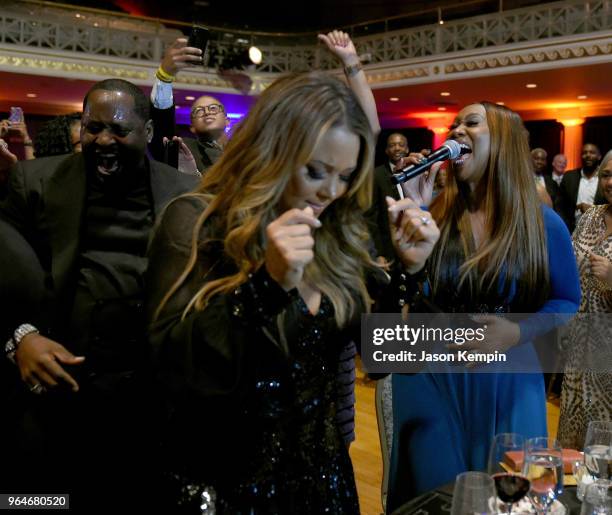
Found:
392,484 -> 582,514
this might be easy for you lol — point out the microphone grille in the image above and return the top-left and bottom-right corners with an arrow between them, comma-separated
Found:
443,140 -> 462,159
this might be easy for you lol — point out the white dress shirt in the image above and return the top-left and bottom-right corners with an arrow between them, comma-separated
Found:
575,169 -> 599,220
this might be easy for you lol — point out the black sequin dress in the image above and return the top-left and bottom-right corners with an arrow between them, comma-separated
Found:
146,197 -> 362,514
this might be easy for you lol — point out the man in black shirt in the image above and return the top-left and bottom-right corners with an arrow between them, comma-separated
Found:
0,79 -> 197,512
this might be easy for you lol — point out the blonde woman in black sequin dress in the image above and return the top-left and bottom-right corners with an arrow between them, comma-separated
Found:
145,35 -> 440,514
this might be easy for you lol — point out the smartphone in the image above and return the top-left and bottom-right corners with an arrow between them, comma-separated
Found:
9,107 -> 24,123
188,25 -> 210,66
163,139 -> 179,169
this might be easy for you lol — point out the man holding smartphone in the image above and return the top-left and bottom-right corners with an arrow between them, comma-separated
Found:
150,36 -> 229,174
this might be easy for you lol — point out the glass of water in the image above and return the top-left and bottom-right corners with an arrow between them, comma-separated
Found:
523,437 -> 564,514
584,421 -> 612,481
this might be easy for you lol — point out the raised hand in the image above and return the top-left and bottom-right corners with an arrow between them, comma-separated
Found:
163,136 -> 200,176
317,31 -> 359,66
8,120 -> 31,142
15,333 -> 85,393
386,197 -> 439,273
265,207 -> 321,291
160,37 -> 203,76
0,138 -> 17,173
0,119 -> 10,138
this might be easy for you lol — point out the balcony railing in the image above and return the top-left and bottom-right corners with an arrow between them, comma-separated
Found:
0,0 -> 609,73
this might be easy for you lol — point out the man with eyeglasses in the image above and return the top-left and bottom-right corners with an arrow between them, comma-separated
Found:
150,37 -> 229,174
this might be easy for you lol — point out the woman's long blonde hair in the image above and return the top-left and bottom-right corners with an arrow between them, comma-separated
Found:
155,72 -> 377,327
429,102 -> 549,310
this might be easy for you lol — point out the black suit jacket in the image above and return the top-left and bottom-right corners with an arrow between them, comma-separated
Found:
558,169 -> 605,233
543,175 -> 560,207
0,153 -> 198,342
366,163 -> 401,262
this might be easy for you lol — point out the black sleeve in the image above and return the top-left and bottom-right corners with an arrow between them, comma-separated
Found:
145,196 -> 296,399
557,175 -> 575,232
148,103 -> 177,163
365,171 -> 395,262
0,163 -> 45,340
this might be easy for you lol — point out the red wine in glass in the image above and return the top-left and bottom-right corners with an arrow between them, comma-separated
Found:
492,473 -> 531,512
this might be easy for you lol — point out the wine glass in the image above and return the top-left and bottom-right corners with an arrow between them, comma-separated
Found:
584,421 -> 612,481
523,437 -> 564,515
580,479 -> 612,515
451,471 -> 498,515
488,433 -> 530,514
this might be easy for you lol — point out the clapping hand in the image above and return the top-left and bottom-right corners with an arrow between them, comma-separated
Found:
163,136 -> 200,176
386,197 -> 439,274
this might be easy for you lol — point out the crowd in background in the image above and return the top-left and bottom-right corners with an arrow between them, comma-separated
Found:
0,28 -> 610,515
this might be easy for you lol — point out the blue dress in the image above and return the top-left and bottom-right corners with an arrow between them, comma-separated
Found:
386,207 -> 581,512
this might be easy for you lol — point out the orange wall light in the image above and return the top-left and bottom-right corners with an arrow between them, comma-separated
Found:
557,118 -> 585,170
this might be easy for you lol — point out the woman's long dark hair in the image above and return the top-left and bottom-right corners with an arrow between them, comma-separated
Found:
428,102 -> 550,311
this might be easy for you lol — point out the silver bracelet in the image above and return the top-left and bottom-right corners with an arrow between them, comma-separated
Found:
4,338 -> 17,364
14,323 -> 39,346
4,324 -> 39,364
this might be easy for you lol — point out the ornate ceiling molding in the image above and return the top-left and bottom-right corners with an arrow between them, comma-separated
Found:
444,41 -> 612,74
359,32 -> 612,89
0,48 -> 274,94
0,55 -> 149,81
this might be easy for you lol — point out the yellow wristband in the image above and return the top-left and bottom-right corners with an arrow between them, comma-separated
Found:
156,66 -> 175,83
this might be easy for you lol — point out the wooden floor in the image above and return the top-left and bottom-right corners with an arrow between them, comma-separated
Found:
349,379 -> 561,515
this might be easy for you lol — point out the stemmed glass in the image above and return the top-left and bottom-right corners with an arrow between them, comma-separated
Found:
451,471 -> 498,515
584,421 -> 612,481
580,479 -> 612,515
488,433 -> 530,514
523,437 -> 564,514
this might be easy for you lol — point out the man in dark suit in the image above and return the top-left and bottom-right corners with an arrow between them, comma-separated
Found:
150,37 -> 229,173
0,79 -> 197,511
367,133 -> 410,261
531,147 -> 559,208
557,143 -> 603,232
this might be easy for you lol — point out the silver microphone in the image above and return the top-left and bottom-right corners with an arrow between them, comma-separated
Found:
391,140 -> 471,185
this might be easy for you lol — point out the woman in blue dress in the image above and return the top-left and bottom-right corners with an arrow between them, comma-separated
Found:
387,102 -> 581,511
